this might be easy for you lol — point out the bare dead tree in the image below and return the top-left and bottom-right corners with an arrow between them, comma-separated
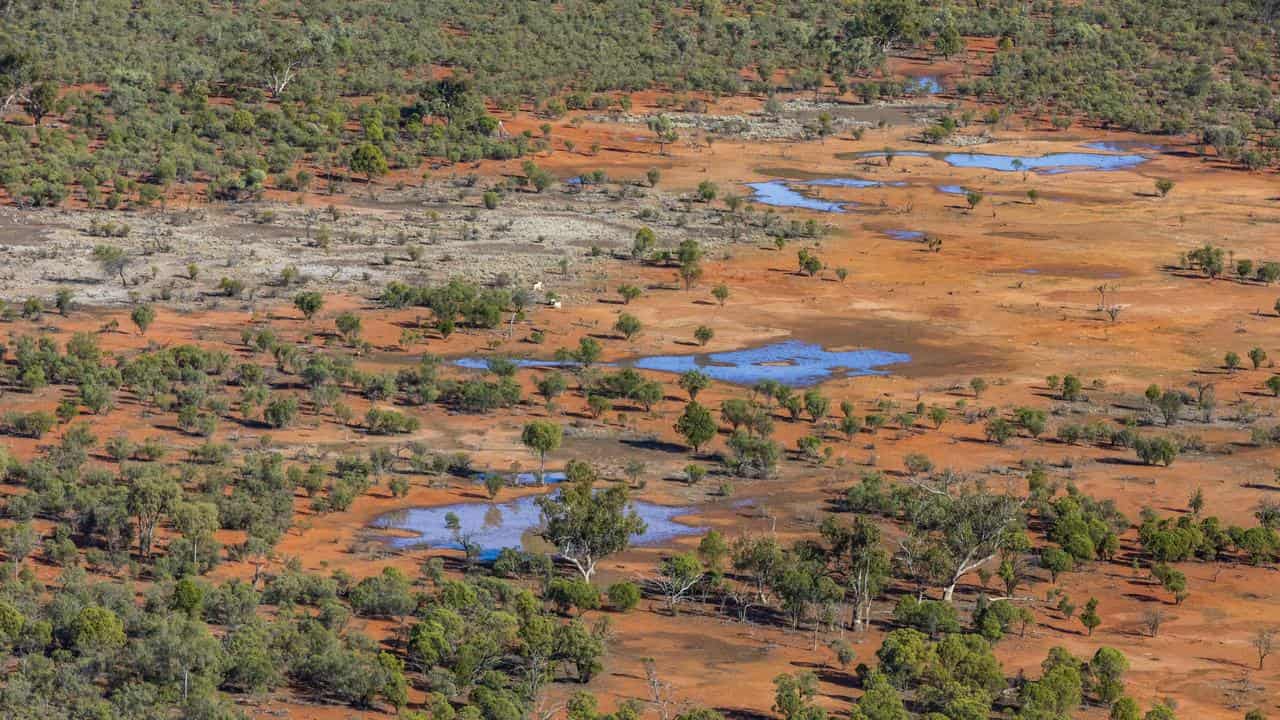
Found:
643,657 -> 675,720
1253,627 -> 1276,670
1143,607 -> 1166,637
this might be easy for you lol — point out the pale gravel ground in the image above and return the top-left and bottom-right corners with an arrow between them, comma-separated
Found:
0,180 -> 734,309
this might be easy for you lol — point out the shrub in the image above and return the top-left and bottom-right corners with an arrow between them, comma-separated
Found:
607,581 -> 641,612
892,596 -> 960,637
4,411 -> 57,438
365,407 -> 421,434
546,578 -> 600,615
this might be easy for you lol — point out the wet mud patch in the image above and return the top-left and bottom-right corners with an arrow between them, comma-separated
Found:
776,313 -> 1007,379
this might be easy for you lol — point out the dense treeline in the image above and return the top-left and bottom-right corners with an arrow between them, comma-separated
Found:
1,0 -> 1278,206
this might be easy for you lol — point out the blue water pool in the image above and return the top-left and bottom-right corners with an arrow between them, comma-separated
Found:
454,357 -> 586,371
936,184 -> 967,195
372,494 -> 703,560
746,176 -> 895,212
858,150 -> 1148,173
883,230 -> 925,241
746,181 -> 849,212
474,471 -> 567,486
454,340 -> 910,387
909,76 -> 942,95
633,339 -> 910,387
804,177 -> 883,189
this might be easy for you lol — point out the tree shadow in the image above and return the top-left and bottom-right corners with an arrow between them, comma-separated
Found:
620,437 -> 689,454
1198,656 -> 1258,671
719,709 -> 774,720
1095,456 -> 1146,466
790,662 -> 863,689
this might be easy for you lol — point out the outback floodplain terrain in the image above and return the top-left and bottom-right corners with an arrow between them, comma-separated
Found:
1,3 -> 1280,720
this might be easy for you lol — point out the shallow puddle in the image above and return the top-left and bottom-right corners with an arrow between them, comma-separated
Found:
746,180 -> 850,212
632,339 -> 910,387
745,175 -> 905,212
883,229 -> 925,241
909,76 -> 942,94
854,149 -> 1149,173
372,493 -> 703,559
456,340 -> 910,387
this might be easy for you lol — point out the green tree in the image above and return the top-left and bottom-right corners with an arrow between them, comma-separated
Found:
130,304 -> 156,335
173,500 -> 221,570
26,81 -> 58,125
1080,597 -> 1101,635
656,552 -> 705,612
678,370 -> 711,400
521,420 -> 563,484
675,401 -> 717,452
335,312 -> 362,344
92,244 -> 130,287
263,395 -> 300,428
1041,547 -> 1074,583
647,114 -> 677,154
985,417 -> 1014,444
697,180 -> 718,202
536,467 -> 647,581
1250,347 -> 1267,369
71,606 -> 126,655
773,671 -> 824,720
54,287 -> 75,316
537,371 -> 568,408
614,312 -> 642,340
1111,698 -> 1141,720
294,291 -> 324,321
349,142 -> 388,198
607,581 -> 641,612
849,671 -> 908,720
127,468 -> 180,558
1089,647 -> 1128,704
632,227 -> 657,260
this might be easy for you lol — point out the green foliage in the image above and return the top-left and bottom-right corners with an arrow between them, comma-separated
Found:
1135,435 -> 1179,466
130,304 -> 156,334
294,291 -> 325,320
536,465 -> 647,581
546,578 -> 601,615
613,312 -> 642,340
521,420 -> 563,482
606,581 -> 641,612
674,401 -> 717,452
892,596 -> 960,636
773,671 -> 826,720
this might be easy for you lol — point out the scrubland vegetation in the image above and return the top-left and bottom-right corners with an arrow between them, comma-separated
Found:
1,1 -> 1279,720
